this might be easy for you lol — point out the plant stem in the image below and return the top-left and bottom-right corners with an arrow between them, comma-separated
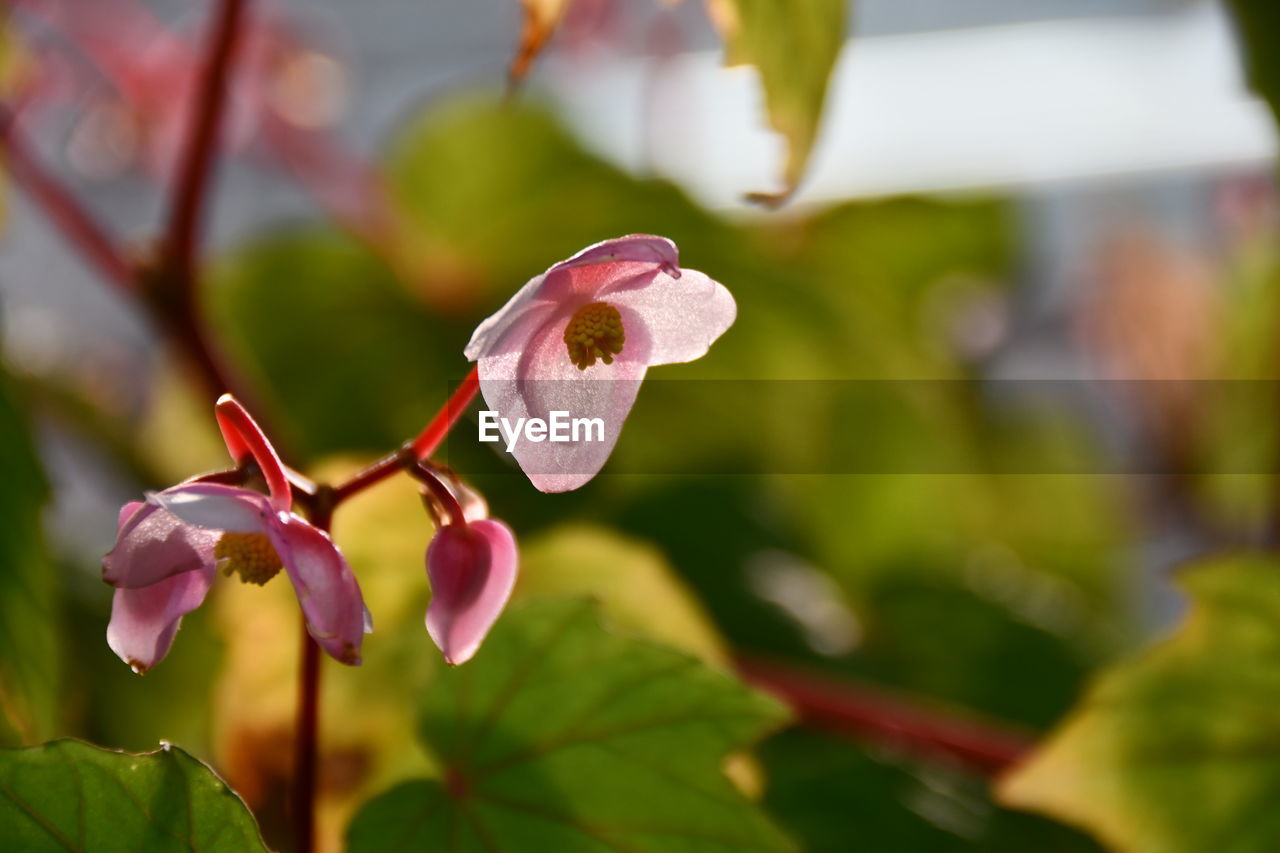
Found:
0,110 -> 135,290
736,656 -> 1033,776
330,366 -> 480,504
292,492 -> 332,853
408,461 -> 467,526
410,365 -> 480,459
293,622 -> 321,853
164,0 -> 246,280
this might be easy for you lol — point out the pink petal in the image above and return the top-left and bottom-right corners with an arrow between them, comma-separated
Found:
117,501 -> 145,529
148,483 -> 275,534
476,312 -> 651,492
106,565 -> 215,673
464,235 -> 679,362
549,234 -> 678,278
267,514 -> 368,665
103,499 -> 220,589
464,295 -> 558,361
537,234 -> 680,303
214,395 -> 292,512
425,519 -> 518,665
605,268 -> 736,365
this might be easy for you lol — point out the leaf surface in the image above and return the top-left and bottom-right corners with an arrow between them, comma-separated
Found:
348,599 -> 795,852
998,556 -> 1280,852
0,739 -> 266,852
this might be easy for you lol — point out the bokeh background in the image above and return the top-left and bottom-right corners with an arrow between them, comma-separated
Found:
2,0 -> 1278,850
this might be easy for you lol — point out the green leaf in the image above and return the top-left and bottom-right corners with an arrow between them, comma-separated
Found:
763,729 -> 1100,852
709,0 -> 848,202
210,228 -> 460,460
1224,1 -> 1280,125
347,599 -> 796,852
0,739 -> 267,851
515,523 -> 731,666
0,375 -> 58,743
997,555 -> 1280,852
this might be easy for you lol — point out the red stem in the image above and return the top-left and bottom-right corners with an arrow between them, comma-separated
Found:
411,365 -> 481,459
409,462 -> 467,527
0,110 -> 135,290
736,656 -> 1033,776
331,366 -> 480,504
292,621 -> 321,853
146,0 -> 274,424
164,0 -> 246,279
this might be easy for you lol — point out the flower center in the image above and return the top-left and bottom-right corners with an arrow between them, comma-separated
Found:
563,302 -> 625,370
214,532 -> 283,586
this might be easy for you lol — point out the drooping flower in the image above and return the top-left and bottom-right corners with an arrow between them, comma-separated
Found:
416,466 -> 517,666
464,234 -> 736,492
425,518 -> 518,666
102,395 -> 369,673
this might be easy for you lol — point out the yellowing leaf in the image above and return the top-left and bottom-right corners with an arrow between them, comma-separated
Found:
997,555 -> 1280,852
708,0 -> 848,204
516,523 -> 731,665
511,0 -> 573,85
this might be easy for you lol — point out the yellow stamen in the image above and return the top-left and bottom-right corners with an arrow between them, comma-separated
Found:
214,532 -> 283,586
563,302 -> 625,370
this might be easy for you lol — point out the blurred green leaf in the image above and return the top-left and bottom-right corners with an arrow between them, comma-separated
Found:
384,98 -> 733,312
1225,1 -> 1280,124
0,374 -> 58,744
998,555 -> 1280,852
709,0 -> 848,201
347,598 -> 795,852
0,739 -> 266,851
515,523 -> 731,665
762,729 -> 1100,852
210,229 -> 460,460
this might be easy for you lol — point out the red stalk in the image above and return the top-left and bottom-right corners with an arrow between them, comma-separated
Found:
737,656 -> 1034,776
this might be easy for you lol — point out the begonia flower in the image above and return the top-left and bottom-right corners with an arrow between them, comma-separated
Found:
102,395 -> 368,673
464,234 -> 735,492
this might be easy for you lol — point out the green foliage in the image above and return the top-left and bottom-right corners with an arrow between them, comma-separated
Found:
711,0 -> 848,200
762,730 -> 1100,852
998,555 -> 1280,852
1225,1 -> 1280,124
0,739 -> 266,851
0,374 -> 58,744
347,599 -> 795,852
210,230 -> 459,459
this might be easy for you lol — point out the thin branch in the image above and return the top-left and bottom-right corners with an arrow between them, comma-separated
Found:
0,108 -> 135,290
330,366 -> 480,504
736,656 -> 1034,776
163,0 -> 246,278
410,365 -> 480,459
292,621 -> 321,853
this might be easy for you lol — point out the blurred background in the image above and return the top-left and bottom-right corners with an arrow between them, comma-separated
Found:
1,0 -> 1277,850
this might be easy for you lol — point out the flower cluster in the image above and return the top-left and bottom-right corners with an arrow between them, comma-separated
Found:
103,396 -> 369,671
102,235 -> 733,669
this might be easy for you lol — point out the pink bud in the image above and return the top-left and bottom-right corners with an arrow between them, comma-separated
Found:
425,519 -> 518,665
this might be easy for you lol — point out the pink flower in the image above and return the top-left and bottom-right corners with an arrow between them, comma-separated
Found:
464,235 -> 736,492
425,518 -> 518,666
102,395 -> 369,672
